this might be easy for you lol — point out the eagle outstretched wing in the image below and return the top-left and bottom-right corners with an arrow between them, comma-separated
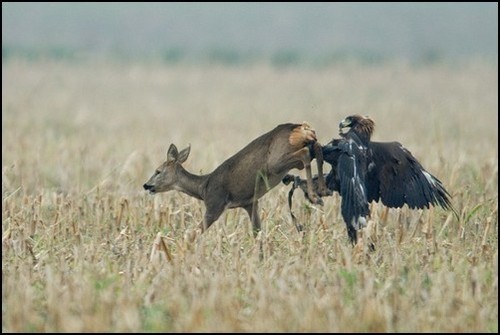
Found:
367,141 -> 453,211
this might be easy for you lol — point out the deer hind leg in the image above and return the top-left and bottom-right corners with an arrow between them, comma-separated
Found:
271,147 -> 322,205
299,148 -> 323,205
311,142 -> 332,197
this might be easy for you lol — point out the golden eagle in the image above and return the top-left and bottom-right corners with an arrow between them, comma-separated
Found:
283,114 -> 455,245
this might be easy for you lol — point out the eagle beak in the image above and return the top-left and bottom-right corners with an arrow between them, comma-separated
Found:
338,118 -> 350,135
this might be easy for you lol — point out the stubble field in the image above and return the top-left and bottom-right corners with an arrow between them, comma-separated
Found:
2,59 -> 498,332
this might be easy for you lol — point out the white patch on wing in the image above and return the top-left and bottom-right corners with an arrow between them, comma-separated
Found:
352,176 -> 365,198
422,171 -> 436,186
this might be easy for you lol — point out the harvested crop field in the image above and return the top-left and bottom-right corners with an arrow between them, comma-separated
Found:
2,59 -> 498,332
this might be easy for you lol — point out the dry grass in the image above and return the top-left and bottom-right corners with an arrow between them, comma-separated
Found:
2,59 -> 498,332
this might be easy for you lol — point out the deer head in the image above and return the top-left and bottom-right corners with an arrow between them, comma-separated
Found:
143,144 -> 191,194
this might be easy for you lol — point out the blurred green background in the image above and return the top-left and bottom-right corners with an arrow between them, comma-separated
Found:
2,2 -> 498,65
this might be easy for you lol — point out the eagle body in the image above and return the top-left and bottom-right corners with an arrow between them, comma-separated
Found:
284,114 -> 454,245
323,114 -> 453,244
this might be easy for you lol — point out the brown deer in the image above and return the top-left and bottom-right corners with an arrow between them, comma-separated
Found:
143,122 -> 330,236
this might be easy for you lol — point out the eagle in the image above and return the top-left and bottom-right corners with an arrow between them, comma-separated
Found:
283,114 -> 455,245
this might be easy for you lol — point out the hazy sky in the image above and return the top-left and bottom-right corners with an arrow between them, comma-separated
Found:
2,2 -> 498,61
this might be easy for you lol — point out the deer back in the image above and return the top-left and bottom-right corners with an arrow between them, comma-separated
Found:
205,123 -> 318,203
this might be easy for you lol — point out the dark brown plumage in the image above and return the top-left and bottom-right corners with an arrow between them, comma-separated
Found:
284,114 -> 455,245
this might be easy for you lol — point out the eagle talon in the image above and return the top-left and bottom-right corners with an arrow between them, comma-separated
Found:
318,188 -> 332,197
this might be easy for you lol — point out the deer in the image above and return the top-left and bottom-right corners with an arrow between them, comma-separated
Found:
143,122 -> 331,237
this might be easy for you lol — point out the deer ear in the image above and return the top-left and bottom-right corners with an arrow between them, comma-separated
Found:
177,144 -> 191,163
167,144 -> 178,162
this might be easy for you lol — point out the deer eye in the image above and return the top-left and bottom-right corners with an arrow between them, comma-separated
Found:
154,170 -> 161,176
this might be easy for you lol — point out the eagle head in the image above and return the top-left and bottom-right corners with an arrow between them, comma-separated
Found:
339,114 -> 375,139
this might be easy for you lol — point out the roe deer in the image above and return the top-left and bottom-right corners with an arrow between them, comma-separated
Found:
143,122 -> 330,236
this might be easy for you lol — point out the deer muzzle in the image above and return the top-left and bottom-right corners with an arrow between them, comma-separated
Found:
143,183 -> 156,193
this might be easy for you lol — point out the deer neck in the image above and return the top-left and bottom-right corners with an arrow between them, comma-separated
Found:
176,167 -> 209,201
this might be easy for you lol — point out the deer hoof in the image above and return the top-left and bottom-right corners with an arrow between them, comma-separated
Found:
295,223 -> 304,232
310,194 -> 324,206
184,228 -> 198,244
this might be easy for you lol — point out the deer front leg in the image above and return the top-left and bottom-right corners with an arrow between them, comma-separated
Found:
244,203 -> 264,261
243,203 -> 261,237
198,201 -> 226,233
